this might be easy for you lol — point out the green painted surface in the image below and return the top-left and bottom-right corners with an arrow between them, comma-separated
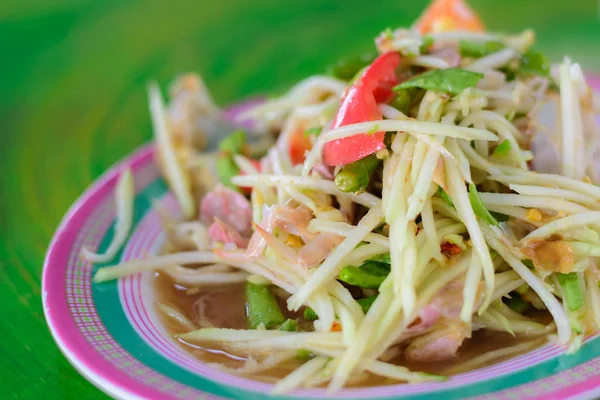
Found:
0,0 -> 598,398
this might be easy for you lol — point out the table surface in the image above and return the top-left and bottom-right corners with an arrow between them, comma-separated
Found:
1,0 -> 599,398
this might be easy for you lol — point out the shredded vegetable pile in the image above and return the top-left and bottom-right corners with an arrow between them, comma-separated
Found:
88,0 -> 600,393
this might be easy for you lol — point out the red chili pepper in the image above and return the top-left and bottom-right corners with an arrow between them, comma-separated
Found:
322,52 -> 401,166
441,242 -> 463,256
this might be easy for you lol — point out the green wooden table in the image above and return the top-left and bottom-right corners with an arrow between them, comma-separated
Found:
1,0 -> 598,398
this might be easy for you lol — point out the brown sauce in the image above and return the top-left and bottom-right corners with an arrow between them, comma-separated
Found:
154,272 -> 547,386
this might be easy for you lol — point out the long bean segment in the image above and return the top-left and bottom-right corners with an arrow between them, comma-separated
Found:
303,307 -> 318,321
279,319 -> 300,332
246,282 -> 286,329
357,295 -> 378,314
338,261 -> 389,289
334,154 -> 381,193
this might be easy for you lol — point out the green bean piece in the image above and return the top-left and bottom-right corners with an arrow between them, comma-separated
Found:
303,307 -> 318,321
216,155 -> 241,191
359,261 -> 390,276
278,319 -> 299,332
296,349 -> 314,360
459,40 -> 505,58
334,154 -> 381,193
219,129 -> 247,155
390,89 -> 413,115
503,292 -> 530,313
245,282 -> 286,329
339,266 -> 386,289
327,52 -> 377,81
357,295 -> 378,314
369,252 -> 391,265
468,183 -> 499,226
557,272 -> 584,311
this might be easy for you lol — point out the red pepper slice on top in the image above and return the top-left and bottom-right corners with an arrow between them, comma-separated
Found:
322,51 -> 401,166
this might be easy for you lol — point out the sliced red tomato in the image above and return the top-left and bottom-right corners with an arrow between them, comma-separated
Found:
323,52 -> 401,166
414,0 -> 485,34
322,131 -> 386,167
289,127 -> 313,165
249,159 -> 262,170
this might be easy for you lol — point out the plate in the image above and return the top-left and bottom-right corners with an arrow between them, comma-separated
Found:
43,75 -> 600,400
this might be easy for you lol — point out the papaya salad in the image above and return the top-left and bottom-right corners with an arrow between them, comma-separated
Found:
88,0 -> 600,392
